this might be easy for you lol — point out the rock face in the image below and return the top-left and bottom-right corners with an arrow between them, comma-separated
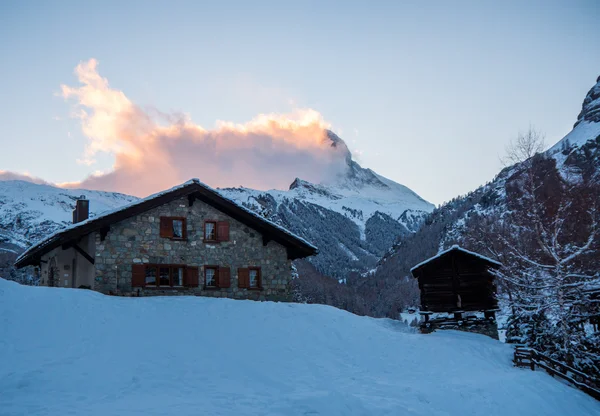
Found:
575,75 -> 600,127
93,196 -> 292,301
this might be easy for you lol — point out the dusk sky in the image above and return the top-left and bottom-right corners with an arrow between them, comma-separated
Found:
0,0 -> 599,204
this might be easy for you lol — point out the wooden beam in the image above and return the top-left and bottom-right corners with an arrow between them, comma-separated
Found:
451,252 -> 461,309
262,235 -> 271,247
63,242 -> 95,265
188,194 -> 196,207
286,248 -> 296,260
100,226 -> 110,241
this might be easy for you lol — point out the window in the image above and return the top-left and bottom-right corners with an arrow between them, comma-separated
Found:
172,219 -> 184,239
204,221 -> 216,241
160,217 -> 187,240
145,266 -> 157,286
144,265 -> 185,287
159,266 -> 170,286
205,266 -> 218,288
173,267 -> 183,286
249,267 -> 261,289
203,220 -> 230,242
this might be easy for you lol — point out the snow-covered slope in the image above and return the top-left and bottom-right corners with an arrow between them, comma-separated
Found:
1,278 -> 597,416
0,180 -> 137,247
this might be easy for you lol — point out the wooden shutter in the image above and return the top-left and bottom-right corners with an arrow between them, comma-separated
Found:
219,267 -> 231,288
159,217 -> 173,238
132,264 -> 146,287
181,218 -> 187,240
217,221 -> 230,242
186,267 -> 199,287
238,268 -> 249,288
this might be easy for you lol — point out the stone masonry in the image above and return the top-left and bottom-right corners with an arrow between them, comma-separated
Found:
94,196 -> 292,301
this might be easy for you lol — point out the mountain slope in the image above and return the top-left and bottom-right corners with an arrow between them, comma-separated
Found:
370,75 -> 600,302
2,278 -> 598,416
221,131 -> 433,276
0,180 -> 138,248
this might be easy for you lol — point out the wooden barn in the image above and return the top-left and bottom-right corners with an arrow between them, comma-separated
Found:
410,245 -> 502,337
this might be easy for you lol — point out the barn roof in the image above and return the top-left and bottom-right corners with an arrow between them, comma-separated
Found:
15,179 -> 318,268
410,245 -> 502,275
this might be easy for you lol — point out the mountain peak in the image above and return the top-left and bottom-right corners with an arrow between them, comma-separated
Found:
326,130 -> 353,166
289,178 -> 315,191
574,75 -> 600,128
549,76 -> 600,154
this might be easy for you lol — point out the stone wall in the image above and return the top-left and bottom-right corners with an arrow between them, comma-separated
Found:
93,196 -> 293,301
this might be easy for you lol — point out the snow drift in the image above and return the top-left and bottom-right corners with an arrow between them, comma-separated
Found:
1,279 -> 598,415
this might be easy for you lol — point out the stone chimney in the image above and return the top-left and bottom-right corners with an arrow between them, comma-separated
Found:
72,195 -> 89,224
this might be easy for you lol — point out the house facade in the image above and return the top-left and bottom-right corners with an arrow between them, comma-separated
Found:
15,179 -> 317,301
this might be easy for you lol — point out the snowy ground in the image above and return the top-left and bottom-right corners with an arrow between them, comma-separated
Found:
1,279 -> 599,416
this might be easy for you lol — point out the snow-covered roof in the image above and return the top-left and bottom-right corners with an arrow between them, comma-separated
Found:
16,179 -> 317,267
410,245 -> 502,274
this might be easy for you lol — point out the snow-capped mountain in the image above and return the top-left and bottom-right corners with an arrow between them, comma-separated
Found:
0,180 -> 138,249
1,131 -> 433,279
221,131 -> 434,276
548,75 -> 600,182
372,74 -> 600,285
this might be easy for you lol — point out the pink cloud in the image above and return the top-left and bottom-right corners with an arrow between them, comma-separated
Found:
57,59 -> 348,197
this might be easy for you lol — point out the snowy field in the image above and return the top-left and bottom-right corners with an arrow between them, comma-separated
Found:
1,279 -> 599,416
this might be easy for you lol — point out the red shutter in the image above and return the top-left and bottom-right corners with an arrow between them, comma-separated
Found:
217,221 -> 230,242
255,267 -> 262,289
238,268 -> 249,288
219,267 -> 231,288
132,264 -> 146,287
214,267 -> 221,288
159,217 -> 173,238
186,267 -> 199,287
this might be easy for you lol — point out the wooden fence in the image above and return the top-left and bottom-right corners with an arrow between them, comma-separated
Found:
514,345 -> 600,401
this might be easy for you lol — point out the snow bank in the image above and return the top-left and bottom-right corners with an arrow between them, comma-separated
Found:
1,279 -> 598,416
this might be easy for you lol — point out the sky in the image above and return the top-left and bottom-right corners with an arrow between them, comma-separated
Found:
0,0 -> 598,204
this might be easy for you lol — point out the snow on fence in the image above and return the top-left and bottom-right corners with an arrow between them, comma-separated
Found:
514,345 -> 600,401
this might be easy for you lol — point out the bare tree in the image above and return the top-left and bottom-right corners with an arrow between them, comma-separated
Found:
501,127 -> 546,166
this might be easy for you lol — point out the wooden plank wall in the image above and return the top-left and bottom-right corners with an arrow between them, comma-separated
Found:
417,251 -> 497,312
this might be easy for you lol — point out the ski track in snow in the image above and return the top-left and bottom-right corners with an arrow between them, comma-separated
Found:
1,279 -> 598,416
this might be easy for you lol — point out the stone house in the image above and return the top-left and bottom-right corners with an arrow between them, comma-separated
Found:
15,179 -> 317,301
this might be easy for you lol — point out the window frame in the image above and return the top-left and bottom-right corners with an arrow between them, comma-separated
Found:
248,266 -> 262,290
204,265 -> 219,289
204,220 -> 218,242
170,217 -> 187,240
143,264 -> 187,288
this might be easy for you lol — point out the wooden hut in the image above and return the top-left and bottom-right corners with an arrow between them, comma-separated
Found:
410,245 -> 502,337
